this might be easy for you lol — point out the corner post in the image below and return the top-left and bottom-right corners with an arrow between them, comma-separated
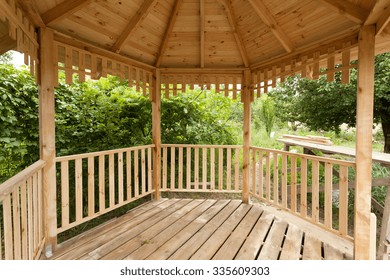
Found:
38,27 -> 57,256
152,69 -> 162,200
242,69 -> 252,204
354,25 -> 376,260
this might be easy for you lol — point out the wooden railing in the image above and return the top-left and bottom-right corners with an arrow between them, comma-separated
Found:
161,144 -> 243,193
0,160 -> 46,260
55,145 -> 155,233
249,146 -> 356,240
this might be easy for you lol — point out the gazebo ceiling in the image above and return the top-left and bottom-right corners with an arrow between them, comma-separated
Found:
15,0 -> 390,70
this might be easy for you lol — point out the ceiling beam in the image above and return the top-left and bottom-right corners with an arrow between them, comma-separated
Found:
41,0 -> 95,26
17,0 -> 45,27
318,0 -> 370,24
200,0 -> 205,68
217,0 -> 249,67
155,0 -> 183,67
364,0 -> 390,35
248,0 -> 294,53
111,0 -> 157,54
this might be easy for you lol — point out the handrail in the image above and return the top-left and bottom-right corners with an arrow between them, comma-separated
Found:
56,144 -> 155,233
250,146 -> 356,167
0,160 -> 46,199
56,144 -> 155,162
0,160 -> 46,260
249,145 -> 356,241
161,144 -> 243,193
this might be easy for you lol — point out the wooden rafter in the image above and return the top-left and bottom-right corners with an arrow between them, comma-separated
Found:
217,0 -> 249,67
364,0 -> 390,35
155,0 -> 183,67
111,0 -> 157,53
248,0 -> 294,53
41,0 -> 95,26
318,0 -> 370,24
200,0 -> 205,68
18,0 -> 45,27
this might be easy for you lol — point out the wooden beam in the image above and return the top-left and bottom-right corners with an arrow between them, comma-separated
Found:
111,0 -> 156,53
0,35 -> 16,54
248,0 -> 294,53
41,0 -> 95,26
38,27 -> 57,256
364,0 -> 390,35
217,0 -> 249,67
318,0 -> 370,24
54,33 -> 155,71
354,25 -> 376,260
152,69 -> 161,200
200,0 -> 205,68
242,69 -> 251,204
155,0 -> 183,67
18,0 -> 45,27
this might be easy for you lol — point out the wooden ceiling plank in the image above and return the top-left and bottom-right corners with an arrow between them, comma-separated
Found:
318,0 -> 370,24
217,0 -> 249,67
200,0 -> 205,68
248,0 -> 294,53
364,0 -> 390,35
41,0 -> 95,26
17,0 -> 45,27
111,0 -> 157,53
155,0 -> 183,67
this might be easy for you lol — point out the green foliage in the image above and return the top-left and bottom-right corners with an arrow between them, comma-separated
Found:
258,95 -> 275,137
161,90 -> 239,145
55,78 -> 239,156
0,63 -> 39,181
269,76 -> 356,134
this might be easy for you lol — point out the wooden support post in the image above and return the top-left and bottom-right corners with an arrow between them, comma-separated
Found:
38,28 -> 57,256
242,69 -> 251,204
152,69 -> 162,200
354,25 -> 375,260
378,186 -> 390,259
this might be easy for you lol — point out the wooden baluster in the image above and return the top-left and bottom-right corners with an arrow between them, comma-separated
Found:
324,162 -> 333,229
339,165 -> 349,237
88,157 -> 95,216
312,160 -> 320,223
300,158 -> 308,218
291,156 -> 297,212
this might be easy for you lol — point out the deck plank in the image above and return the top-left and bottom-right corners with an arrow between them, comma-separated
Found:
53,199 -> 175,259
50,199 -> 351,260
169,200 -> 242,260
78,199 -> 194,260
257,218 -> 288,260
279,224 -> 303,260
212,206 -> 263,260
323,243 -> 344,260
146,200 -> 231,260
125,199 -> 217,259
302,234 -> 322,260
235,212 -> 274,260
100,200 -> 204,260
190,204 -> 252,260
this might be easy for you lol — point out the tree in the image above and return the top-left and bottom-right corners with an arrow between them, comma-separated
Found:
270,53 -> 390,153
374,53 -> 390,152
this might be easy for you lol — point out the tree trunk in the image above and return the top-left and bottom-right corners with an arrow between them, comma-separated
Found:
382,122 -> 390,153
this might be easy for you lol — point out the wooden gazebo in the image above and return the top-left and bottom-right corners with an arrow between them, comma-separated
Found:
1,0 -> 390,260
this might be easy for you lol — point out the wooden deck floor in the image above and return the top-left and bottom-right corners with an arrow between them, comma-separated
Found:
49,199 -> 353,260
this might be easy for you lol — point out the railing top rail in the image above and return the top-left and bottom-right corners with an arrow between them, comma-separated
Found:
250,146 -> 356,167
56,144 -> 155,162
161,144 -> 243,149
0,160 -> 46,200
